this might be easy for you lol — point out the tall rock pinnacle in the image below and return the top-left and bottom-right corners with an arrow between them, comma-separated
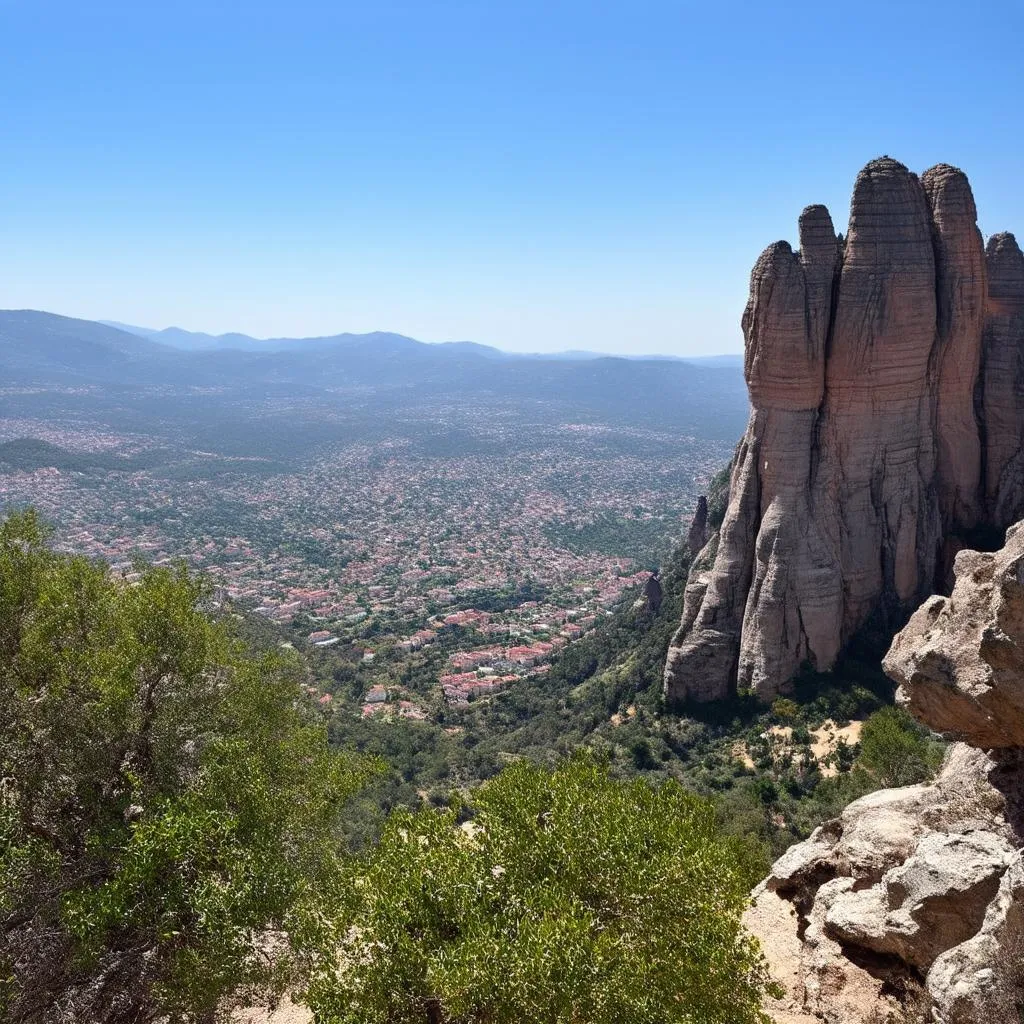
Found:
981,232 -> 1024,526
665,158 -> 1024,703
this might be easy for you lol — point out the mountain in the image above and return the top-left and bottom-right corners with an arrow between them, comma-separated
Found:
664,158 -> 1024,703
3,309 -> 751,441
100,320 -> 443,355
0,310 -> 190,383
101,319 -> 739,365
679,353 -> 743,368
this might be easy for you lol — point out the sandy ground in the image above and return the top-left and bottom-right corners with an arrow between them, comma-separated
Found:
734,718 -> 864,777
232,998 -> 312,1024
732,740 -> 756,769
810,718 -> 863,777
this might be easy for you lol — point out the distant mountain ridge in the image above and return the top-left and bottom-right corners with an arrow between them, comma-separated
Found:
99,319 -> 741,365
0,308 -> 750,441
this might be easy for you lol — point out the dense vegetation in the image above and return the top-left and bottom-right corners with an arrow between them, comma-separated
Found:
321,522 -> 946,862
1,511 -> 785,1023
0,511 -> 374,1023
305,755 -> 773,1024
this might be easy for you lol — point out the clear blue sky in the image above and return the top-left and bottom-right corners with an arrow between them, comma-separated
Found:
2,1 -> 1022,355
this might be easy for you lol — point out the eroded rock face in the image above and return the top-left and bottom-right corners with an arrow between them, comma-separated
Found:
686,495 -> 709,557
923,163 -> 986,535
747,743 -> 1024,1024
982,233 -> 1024,528
665,158 -> 1024,703
746,525 -> 1024,1024
885,521 -> 1024,748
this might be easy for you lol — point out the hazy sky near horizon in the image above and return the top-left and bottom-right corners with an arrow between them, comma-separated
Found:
2,1 -> 1022,356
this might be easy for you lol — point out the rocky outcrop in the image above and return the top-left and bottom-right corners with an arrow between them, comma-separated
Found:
982,233 -> 1024,527
924,164 -> 986,536
642,571 -> 663,614
885,522 -> 1024,748
746,527 -> 1024,1024
666,158 -> 1024,703
686,495 -> 709,556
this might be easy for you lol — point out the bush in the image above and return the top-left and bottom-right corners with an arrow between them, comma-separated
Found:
771,698 -> 800,723
0,511 -> 374,1023
858,706 -> 943,788
629,737 -> 658,769
307,753 -> 773,1024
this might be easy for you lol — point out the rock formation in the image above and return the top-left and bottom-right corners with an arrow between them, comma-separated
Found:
666,158 -> 1024,703
746,525 -> 1024,1024
642,571 -> 663,614
686,495 -> 709,556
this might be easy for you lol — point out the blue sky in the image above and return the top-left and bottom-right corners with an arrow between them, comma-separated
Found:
1,1 -> 1022,355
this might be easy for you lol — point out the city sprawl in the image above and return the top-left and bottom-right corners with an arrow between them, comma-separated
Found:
0,394 -> 733,722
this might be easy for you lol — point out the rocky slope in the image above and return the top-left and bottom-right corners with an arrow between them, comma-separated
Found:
665,157 -> 1024,703
746,524 -> 1024,1023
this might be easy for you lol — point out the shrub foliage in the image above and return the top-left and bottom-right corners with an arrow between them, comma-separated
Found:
0,510 -> 373,1023
306,753 -> 772,1024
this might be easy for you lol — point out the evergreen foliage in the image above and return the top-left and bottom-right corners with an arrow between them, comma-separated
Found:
858,705 -> 944,788
0,510 -> 375,1023
305,754 -> 773,1024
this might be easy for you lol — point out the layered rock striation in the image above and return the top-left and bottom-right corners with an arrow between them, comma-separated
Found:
747,525 -> 1024,1023
666,157 -> 1024,703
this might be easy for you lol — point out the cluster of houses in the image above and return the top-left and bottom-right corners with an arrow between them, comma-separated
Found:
394,628 -> 440,653
438,635 -> 570,704
359,684 -> 427,720
307,629 -> 339,647
439,672 -> 520,705
253,586 -> 359,624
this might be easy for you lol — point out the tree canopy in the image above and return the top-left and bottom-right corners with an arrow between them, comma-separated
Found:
0,510 -> 776,1023
306,753 -> 772,1024
0,510 -> 374,1023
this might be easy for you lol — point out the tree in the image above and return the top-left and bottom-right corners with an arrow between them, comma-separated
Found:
305,752 -> 773,1024
858,705 -> 941,788
0,510 -> 374,1023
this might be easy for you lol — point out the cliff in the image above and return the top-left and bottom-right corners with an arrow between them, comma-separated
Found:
666,157 -> 1024,703
746,524 -> 1024,1023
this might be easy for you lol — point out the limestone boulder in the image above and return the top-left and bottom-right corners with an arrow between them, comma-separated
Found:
746,742 -> 1022,1023
825,831 -> 1013,970
747,524 -> 1024,1023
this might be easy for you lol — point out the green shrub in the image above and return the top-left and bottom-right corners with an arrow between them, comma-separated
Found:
771,698 -> 800,723
307,753 -> 773,1024
858,706 -> 943,787
0,511 -> 374,1023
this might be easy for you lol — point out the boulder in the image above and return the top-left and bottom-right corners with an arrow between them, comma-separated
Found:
885,521 -> 1024,749
747,742 -> 1023,1022
824,831 -> 1012,970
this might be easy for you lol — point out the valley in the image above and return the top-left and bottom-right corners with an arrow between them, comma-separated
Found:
0,313 -> 741,740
